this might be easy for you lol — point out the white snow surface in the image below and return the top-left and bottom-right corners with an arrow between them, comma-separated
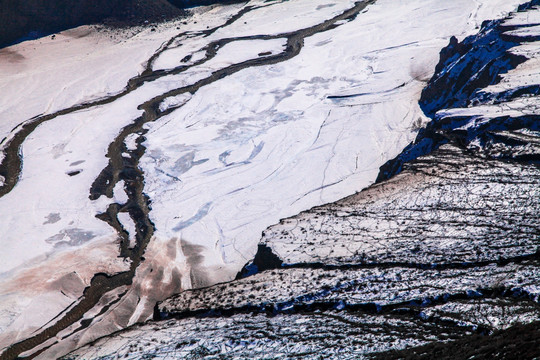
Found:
502,5 -> 540,26
140,0 -> 531,286
0,0 -> 532,357
0,26 -> 162,139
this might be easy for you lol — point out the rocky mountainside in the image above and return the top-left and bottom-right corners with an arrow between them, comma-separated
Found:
69,141 -> 540,359
67,1 -> 540,358
0,0 -> 538,359
0,0 -> 183,47
168,0 -> 244,8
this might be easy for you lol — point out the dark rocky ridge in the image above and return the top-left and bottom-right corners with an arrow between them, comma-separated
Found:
0,0 -> 244,48
168,0 -> 246,8
378,320 -> 540,360
376,0 -> 540,182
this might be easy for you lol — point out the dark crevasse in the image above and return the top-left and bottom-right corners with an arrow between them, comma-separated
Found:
236,244 -> 284,279
158,285 -> 537,322
376,0 -> 540,182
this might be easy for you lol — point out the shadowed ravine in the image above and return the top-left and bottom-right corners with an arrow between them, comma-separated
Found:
0,1 -> 375,359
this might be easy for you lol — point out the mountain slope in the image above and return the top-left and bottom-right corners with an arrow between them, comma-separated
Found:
0,0 -> 537,359
0,0 -> 183,47
67,2 -> 540,358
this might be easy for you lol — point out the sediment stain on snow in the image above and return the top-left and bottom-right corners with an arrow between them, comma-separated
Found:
0,0 -> 534,358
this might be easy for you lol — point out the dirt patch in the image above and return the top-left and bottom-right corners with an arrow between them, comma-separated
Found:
0,49 -> 25,63
181,239 -> 211,288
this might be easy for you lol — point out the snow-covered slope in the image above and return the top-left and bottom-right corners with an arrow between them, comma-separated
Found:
67,3 -> 540,358
0,0 -> 536,359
